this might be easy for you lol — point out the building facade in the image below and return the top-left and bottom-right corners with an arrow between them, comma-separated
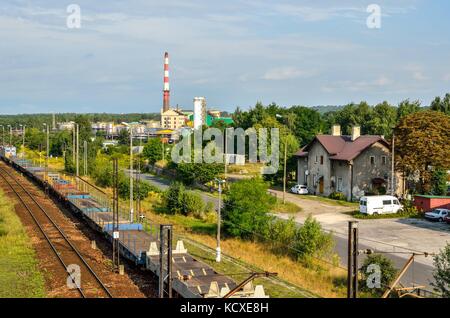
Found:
295,125 -> 403,201
160,109 -> 187,129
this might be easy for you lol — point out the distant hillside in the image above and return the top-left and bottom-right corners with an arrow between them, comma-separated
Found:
0,113 -> 160,128
310,105 -> 344,114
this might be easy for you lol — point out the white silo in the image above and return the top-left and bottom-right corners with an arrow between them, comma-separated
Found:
193,97 -> 206,129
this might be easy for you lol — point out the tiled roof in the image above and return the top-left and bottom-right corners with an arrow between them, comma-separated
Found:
295,135 -> 389,161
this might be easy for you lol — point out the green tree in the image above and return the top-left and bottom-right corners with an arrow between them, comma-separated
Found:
360,254 -> 398,297
176,162 -> 223,185
397,99 -> 421,120
223,178 -> 276,239
293,215 -> 334,260
163,182 -> 186,214
430,93 -> 450,115
118,129 -> 130,146
182,191 -> 205,217
432,243 -> 450,297
431,167 -> 448,196
366,101 -> 397,137
394,111 -> 450,193
143,138 -> 163,164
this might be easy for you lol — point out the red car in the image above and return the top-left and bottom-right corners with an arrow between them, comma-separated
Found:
444,215 -> 450,224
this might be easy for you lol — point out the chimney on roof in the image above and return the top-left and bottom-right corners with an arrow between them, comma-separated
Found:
351,126 -> 360,141
331,124 -> 341,136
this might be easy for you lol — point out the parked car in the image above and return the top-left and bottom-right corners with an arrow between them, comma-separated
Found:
291,184 -> 308,195
359,195 -> 403,215
424,208 -> 450,222
444,214 -> 450,224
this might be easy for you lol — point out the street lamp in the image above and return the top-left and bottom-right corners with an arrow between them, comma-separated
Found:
214,178 -> 226,262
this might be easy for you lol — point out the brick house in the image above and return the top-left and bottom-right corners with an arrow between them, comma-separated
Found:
295,125 -> 403,201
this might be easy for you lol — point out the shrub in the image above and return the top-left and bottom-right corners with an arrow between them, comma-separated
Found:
397,200 -> 419,217
293,215 -> 334,261
360,254 -> 398,297
182,191 -> 205,217
162,182 -> 185,214
432,243 -> 450,297
266,218 -> 297,254
328,192 -> 347,201
117,176 -> 151,201
223,178 -> 276,239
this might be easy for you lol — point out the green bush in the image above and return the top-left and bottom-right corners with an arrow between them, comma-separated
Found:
223,178 -> 276,239
266,218 -> 297,253
162,182 -> 185,214
360,254 -> 398,297
293,215 -> 334,261
328,192 -> 347,201
182,191 -> 205,217
432,243 -> 450,297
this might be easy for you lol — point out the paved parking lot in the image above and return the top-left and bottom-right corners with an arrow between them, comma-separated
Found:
273,190 -> 450,263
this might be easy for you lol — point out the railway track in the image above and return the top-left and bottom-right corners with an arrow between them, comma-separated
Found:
0,166 -> 113,298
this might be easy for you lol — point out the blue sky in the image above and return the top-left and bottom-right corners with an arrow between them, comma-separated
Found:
1,0 -> 449,114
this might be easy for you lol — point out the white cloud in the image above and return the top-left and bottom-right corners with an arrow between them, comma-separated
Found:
443,73 -> 450,81
412,71 -> 428,81
262,67 -> 316,81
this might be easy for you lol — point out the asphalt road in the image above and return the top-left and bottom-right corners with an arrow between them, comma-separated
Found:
124,169 -> 220,209
127,170 -> 436,291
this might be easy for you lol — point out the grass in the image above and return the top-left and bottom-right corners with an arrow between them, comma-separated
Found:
347,211 -> 421,220
138,194 -> 347,298
271,199 -> 303,214
0,188 -> 46,297
22,148 -> 65,171
300,195 -> 359,208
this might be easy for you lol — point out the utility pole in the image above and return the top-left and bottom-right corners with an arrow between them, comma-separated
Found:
112,158 -> 120,272
347,221 -> 359,298
20,124 -> 26,158
0,125 -> 4,146
84,140 -> 88,176
159,224 -> 173,298
283,141 -> 287,204
129,126 -> 134,223
224,128 -> 228,180
215,178 -> 225,262
76,124 -> 79,176
8,125 -> 12,146
72,126 -> 76,163
391,133 -> 395,196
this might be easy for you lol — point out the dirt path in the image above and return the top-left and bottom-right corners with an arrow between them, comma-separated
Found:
0,162 -> 158,298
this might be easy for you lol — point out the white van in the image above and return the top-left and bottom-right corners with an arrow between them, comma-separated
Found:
359,195 -> 403,215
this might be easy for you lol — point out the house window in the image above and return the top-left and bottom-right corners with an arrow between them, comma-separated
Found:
382,156 -> 387,165
337,177 -> 343,192
320,156 -> 324,165
313,175 -> 317,186
370,156 -> 375,165
315,156 -> 318,163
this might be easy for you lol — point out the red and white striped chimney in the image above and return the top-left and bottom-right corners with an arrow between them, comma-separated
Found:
163,52 -> 170,112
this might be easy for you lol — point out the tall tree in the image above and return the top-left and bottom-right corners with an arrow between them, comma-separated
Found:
430,93 -> 450,115
397,99 -> 421,120
394,111 -> 450,193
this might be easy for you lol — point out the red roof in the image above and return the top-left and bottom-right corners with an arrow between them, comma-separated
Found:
295,135 -> 389,161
